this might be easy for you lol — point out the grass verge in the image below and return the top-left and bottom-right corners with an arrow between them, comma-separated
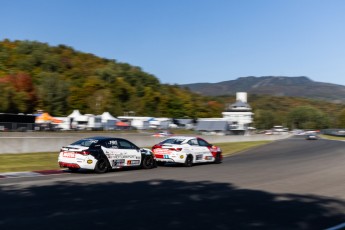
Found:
319,134 -> 345,141
0,152 -> 60,173
217,140 -> 272,156
0,141 -> 272,173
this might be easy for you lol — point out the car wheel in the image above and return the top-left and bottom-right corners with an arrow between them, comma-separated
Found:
214,153 -> 222,164
184,155 -> 193,167
142,155 -> 155,169
68,168 -> 79,172
94,158 -> 109,173
157,161 -> 166,166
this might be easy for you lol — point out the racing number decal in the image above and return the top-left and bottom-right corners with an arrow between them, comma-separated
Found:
127,160 -> 140,165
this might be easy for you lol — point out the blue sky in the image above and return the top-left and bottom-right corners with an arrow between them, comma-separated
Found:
2,0 -> 345,86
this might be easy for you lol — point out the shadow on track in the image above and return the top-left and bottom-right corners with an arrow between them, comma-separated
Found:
1,180 -> 345,230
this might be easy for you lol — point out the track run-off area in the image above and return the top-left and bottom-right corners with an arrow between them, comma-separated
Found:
1,135 -> 345,230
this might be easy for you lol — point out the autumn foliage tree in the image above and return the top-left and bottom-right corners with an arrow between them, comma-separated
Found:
0,39 -> 225,118
0,73 -> 37,113
1,39 -> 345,129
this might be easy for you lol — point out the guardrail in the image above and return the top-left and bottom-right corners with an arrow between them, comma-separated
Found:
0,132 -> 292,154
321,129 -> 345,137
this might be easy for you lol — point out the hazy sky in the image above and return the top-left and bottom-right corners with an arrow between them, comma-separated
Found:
2,0 -> 345,86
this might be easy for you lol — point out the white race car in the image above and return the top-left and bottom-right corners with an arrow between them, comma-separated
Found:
151,136 -> 222,167
58,136 -> 156,173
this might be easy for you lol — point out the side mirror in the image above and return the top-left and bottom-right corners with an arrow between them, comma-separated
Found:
140,149 -> 146,153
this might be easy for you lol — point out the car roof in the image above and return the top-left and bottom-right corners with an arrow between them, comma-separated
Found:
82,136 -> 113,140
164,136 -> 203,141
165,136 -> 194,139
81,136 -> 129,141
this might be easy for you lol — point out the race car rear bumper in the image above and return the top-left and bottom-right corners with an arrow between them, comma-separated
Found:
155,156 -> 184,164
59,162 -> 80,169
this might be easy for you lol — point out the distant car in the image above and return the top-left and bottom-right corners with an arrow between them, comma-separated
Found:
306,134 -> 318,140
58,136 -> 156,173
152,131 -> 173,137
151,136 -> 222,167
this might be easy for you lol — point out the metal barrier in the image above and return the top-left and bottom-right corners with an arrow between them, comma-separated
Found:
0,122 -> 35,132
321,129 -> 345,137
0,132 -> 292,154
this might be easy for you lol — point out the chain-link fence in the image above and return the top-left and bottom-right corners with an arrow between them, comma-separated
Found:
0,122 -> 36,132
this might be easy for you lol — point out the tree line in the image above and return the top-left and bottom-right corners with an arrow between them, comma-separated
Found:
0,39 -> 223,118
0,39 -> 345,130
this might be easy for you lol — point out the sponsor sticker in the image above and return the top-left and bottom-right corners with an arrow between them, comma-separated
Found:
180,155 -> 184,159
112,159 -> 125,166
127,160 -> 140,165
205,156 -> 213,160
196,154 -> 203,160
87,160 -> 93,164
154,149 -> 171,154
113,153 -> 138,159
63,152 -> 75,158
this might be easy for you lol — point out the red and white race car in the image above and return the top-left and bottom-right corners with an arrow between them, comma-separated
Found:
151,136 -> 222,167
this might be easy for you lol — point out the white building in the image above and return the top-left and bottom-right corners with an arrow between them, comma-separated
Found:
67,110 -> 102,130
101,112 -> 119,130
149,117 -> 172,129
222,92 -> 254,134
118,116 -> 151,130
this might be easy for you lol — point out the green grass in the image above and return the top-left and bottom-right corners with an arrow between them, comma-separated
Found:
0,141 -> 272,173
319,134 -> 345,141
217,141 -> 272,156
0,152 -> 60,173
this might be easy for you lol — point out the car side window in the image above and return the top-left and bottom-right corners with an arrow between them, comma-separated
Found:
108,140 -> 119,149
188,139 -> 199,146
100,140 -> 118,148
99,140 -> 107,148
118,140 -> 135,149
198,139 -> 209,147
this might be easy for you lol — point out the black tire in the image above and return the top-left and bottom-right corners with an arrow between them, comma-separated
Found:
142,155 -> 155,169
214,153 -> 222,164
68,168 -> 79,172
157,161 -> 166,166
94,158 -> 109,173
184,155 -> 193,167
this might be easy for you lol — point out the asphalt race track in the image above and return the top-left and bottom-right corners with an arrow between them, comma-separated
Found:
1,136 -> 345,230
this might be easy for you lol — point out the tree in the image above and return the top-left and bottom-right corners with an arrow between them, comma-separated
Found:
37,73 -> 69,116
86,89 -> 114,115
139,86 -> 161,116
254,110 -> 276,129
0,83 -> 14,112
0,73 -> 37,113
287,106 -> 329,130
337,109 -> 345,128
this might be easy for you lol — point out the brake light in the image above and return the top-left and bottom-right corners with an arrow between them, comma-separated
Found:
207,145 -> 221,153
169,147 -> 182,152
152,145 -> 162,151
81,150 -> 91,155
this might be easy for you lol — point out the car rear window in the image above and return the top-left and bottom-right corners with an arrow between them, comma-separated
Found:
161,138 -> 185,145
71,139 -> 99,147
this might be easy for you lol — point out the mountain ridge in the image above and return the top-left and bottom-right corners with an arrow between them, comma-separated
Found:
180,76 -> 345,103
